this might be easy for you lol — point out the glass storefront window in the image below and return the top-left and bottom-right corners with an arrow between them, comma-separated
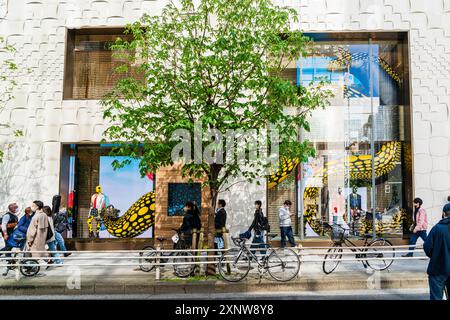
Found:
293,33 -> 411,239
60,144 -> 155,239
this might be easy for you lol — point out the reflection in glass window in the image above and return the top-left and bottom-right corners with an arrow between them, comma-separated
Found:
292,33 -> 411,239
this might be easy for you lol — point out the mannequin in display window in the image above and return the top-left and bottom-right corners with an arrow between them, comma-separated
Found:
89,185 -> 109,238
348,186 -> 362,220
330,187 -> 345,224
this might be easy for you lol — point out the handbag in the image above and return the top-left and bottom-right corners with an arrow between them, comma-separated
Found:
46,225 -> 54,241
409,223 -> 416,233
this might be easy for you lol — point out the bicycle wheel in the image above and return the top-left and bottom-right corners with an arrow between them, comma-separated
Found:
267,248 -> 300,282
139,245 -> 157,272
366,238 -> 395,271
218,247 -> 251,282
322,246 -> 343,274
172,251 -> 195,278
20,259 -> 40,277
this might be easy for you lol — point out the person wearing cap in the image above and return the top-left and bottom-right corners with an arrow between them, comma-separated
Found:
423,203 -> 450,300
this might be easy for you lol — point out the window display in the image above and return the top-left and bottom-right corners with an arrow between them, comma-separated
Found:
295,33 -> 411,238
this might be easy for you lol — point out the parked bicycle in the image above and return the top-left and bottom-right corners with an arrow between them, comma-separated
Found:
218,234 -> 300,282
322,222 -> 395,274
139,228 -> 195,278
1,248 -> 40,277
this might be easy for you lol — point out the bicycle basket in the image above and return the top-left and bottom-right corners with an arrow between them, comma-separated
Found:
330,225 -> 348,243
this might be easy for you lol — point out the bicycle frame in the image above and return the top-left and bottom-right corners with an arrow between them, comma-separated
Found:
232,241 -> 285,273
340,237 -> 371,267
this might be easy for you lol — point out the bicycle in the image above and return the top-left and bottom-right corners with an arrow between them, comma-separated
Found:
218,234 -> 300,282
1,247 -> 40,277
322,223 -> 395,274
139,228 -> 195,278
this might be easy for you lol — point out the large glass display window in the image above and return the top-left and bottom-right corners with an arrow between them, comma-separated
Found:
59,144 -> 155,239
289,33 -> 412,239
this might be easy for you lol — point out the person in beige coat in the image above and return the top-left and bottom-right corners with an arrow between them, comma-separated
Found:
26,200 -> 48,258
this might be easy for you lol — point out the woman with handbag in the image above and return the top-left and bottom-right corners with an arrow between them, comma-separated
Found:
26,201 -> 48,259
43,206 -> 63,267
403,198 -> 428,257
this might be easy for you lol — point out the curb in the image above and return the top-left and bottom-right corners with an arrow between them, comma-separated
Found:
0,274 -> 428,296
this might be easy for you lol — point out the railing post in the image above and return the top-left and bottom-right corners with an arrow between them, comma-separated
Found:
220,227 -> 231,274
192,228 -> 201,276
198,228 -> 206,275
14,249 -> 20,280
155,245 -> 161,280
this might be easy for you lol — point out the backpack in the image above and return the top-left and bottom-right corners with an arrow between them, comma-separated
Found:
259,216 -> 271,232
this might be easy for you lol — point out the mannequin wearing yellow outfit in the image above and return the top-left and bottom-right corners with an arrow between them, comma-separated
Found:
88,185 -> 109,238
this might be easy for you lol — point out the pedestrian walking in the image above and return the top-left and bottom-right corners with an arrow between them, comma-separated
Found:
247,200 -> 268,257
53,206 -> 71,257
6,207 -> 34,250
423,203 -> 450,300
179,201 -> 194,247
192,201 -> 202,249
279,200 -> 296,248
0,203 -> 19,256
43,206 -> 63,267
214,199 -> 227,250
1,203 -> 20,276
25,200 -> 49,258
403,198 -> 428,257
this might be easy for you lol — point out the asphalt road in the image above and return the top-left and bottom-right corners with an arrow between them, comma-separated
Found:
0,288 -> 431,300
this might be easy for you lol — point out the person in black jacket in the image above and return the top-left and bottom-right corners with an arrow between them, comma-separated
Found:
214,199 -> 227,249
247,200 -> 266,256
179,201 -> 194,247
53,207 -> 71,257
192,201 -> 202,248
423,203 -> 450,300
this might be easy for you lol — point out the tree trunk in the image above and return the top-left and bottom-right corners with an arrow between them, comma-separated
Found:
205,187 -> 218,275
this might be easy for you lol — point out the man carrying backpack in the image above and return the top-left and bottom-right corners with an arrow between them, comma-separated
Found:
247,200 -> 268,257
423,203 -> 450,300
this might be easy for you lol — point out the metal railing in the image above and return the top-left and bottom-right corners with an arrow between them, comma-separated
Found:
0,243 -> 428,280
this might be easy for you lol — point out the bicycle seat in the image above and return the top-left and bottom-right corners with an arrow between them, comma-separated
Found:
360,234 -> 373,239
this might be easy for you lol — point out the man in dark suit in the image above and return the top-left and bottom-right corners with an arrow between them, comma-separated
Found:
214,199 -> 227,249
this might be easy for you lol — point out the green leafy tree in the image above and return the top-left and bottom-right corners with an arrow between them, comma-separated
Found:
0,36 -> 22,163
102,0 -> 331,272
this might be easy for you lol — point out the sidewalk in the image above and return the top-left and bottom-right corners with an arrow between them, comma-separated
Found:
0,251 -> 429,296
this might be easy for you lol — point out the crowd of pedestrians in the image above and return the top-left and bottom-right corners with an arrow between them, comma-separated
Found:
0,200 -> 71,276
1,194 -> 449,300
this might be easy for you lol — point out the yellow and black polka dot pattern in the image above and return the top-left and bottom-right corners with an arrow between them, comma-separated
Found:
267,157 -> 299,189
102,191 -> 156,238
87,191 -> 156,238
87,215 -> 100,234
267,142 -> 404,235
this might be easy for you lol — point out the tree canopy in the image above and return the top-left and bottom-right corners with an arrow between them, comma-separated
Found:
102,0 -> 331,199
